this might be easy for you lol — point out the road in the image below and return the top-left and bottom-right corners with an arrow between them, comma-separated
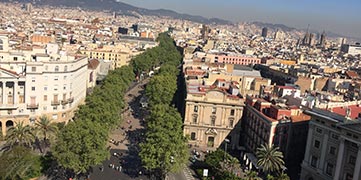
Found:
89,79 -> 197,180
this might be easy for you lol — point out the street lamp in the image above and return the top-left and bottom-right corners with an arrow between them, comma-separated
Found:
224,138 -> 230,161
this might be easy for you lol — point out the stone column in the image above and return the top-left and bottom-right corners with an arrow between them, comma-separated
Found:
318,133 -> 329,171
14,81 -> 18,105
3,82 -> 7,105
334,139 -> 345,180
352,145 -> 361,180
1,82 -> 4,104
303,126 -> 314,164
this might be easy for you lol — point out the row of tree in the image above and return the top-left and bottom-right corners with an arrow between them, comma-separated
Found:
139,33 -> 189,179
51,32 -> 182,176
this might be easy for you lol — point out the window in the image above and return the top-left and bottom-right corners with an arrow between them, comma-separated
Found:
63,84 -> 67,90
31,87 -> 35,91
32,77 -> 35,82
44,86 -> 48,91
349,155 -> 356,165
212,107 -> 216,114
44,76 -> 48,80
43,95 -> 47,101
64,76 -> 67,80
55,66 -> 59,72
64,65 -> 67,71
194,105 -> 198,112
52,114 -> 58,120
54,76 -> 58,81
331,133 -> 339,140
43,106 -> 47,111
45,65 -> 48,71
13,57 -> 18,61
53,106 -> 57,110
211,116 -> 216,126
230,109 -> 235,116
311,156 -> 318,168
191,132 -> 196,140
229,119 -> 234,128
326,163 -> 334,176
62,113 -> 66,118
31,67 -> 36,72
314,140 -> 320,148
316,128 -> 323,134
192,116 -> 197,124
54,85 -> 58,91
329,146 -> 336,155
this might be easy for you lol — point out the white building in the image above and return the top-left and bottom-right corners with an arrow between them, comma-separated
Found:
0,35 -> 89,136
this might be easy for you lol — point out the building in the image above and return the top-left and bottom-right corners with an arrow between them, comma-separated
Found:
183,79 -> 245,150
214,53 -> 261,65
0,35 -> 88,136
241,95 -> 310,179
301,108 -> 361,180
341,44 -> 361,56
261,27 -> 268,38
319,31 -> 326,47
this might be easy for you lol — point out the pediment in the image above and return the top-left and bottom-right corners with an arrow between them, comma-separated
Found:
0,68 -> 19,79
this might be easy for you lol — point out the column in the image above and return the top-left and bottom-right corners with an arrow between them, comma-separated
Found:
1,121 -> 5,137
334,139 -> 345,180
1,82 -> 4,104
303,127 -> 314,164
318,133 -> 329,171
352,145 -> 361,180
3,82 -> 7,105
13,81 -> 18,105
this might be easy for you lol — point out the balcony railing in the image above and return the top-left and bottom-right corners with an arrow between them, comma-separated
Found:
51,100 -> 60,106
68,97 -> 74,103
27,104 -> 39,109
61,100 -> 68,105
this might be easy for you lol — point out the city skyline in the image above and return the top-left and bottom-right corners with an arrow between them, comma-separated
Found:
119,0 -> 361,39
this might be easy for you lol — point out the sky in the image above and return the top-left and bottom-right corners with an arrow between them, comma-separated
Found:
118,0 -> 361,38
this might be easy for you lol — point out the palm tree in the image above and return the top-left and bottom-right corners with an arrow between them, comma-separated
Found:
276,172 -> 290,180
5,122 -> 35,148
227,157 -> 240,173
35,116 -> 58,148
256,144 -> 285,174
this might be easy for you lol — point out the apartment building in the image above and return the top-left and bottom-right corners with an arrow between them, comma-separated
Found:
0,35 -> 88,136
241,95 -> 310,177
183,79 -> 245,150
301,108 -> 361,180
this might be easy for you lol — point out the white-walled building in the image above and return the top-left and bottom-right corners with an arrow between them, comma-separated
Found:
0,35 -> 88,136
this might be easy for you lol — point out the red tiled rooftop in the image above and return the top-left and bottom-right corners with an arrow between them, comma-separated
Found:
331,105 -> 361,119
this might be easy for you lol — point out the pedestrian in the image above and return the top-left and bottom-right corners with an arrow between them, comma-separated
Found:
116,166 -> 119,171
100,165 -> 104,172
119,165 -> 122,172
112,164 -> 115,169
139,170 -> 142,175
109,163 -> 112,168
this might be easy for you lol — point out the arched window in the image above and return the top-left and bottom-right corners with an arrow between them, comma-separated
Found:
55,66 -> 59,72
64,65 -> 68,72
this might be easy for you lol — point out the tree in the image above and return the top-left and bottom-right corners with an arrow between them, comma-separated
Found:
5,122 -> 35,148
139,105 -> 188,179
0,145 -> 42,179
146,74 -> 177,105
276,172 -> 290,180
35,116 -> 59,148
52,120 -> 109,174
245,171 -> 259,180
256,144 -> 285,174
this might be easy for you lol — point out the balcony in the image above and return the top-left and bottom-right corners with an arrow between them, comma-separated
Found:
51,100 -> 60,106
68,97 -> 74,103
27,104 -> 39,109
61,100 -> 68,105
0,104 -> 18,110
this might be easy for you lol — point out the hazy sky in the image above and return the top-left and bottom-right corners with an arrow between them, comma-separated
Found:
119,0 -> 361,38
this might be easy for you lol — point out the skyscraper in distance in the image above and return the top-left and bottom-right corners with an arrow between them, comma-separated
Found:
261,27 -> 268,38
319,31 -> 326,47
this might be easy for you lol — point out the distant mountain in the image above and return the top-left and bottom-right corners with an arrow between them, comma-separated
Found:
251,21 -> 297,32
6,0 -> 232,25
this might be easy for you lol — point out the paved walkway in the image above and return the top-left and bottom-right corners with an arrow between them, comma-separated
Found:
90,80 -> 149,180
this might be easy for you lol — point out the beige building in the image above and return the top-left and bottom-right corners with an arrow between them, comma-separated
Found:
183,79 -> 244,150
0,35 -> 88,136
301,109 -> 361,180
81,46 -> 132,69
